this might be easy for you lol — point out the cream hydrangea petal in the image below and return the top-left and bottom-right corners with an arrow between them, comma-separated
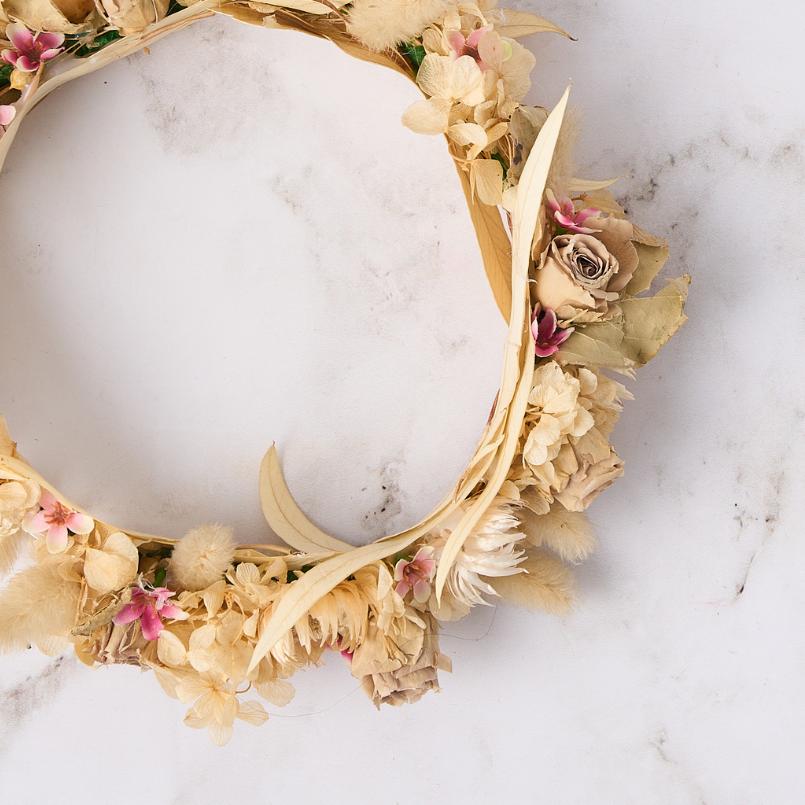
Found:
402,97 -> 452,134
157,630 -> 188,667
449,55 -> 486,105
237,700 -> 269,726
416,53 -> 454,97
83,531 -> 138,594
256,678 -> 295,706
448,121 -> 488,160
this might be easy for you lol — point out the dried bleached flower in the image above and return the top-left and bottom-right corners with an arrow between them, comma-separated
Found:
0,478 -> 39,539
170,523 -> 236,591
429,499 -> 526,609
517,364 -> 630,513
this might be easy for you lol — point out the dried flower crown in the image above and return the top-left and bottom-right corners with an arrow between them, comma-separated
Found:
0,0 -> 689,744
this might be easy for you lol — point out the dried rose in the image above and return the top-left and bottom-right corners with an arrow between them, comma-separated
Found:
554,449 -> 624,512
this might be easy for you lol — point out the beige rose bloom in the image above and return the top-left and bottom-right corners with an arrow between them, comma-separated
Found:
0,478 -> 39,539
554,449 -> 624,512
535,216 -> 640,317
355,613 -> 450,707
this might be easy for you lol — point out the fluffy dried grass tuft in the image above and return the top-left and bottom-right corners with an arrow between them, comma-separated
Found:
0,561 -> 81,652
346,0 -> 451,51
170,524 -> 236,591
0,531 -> 28,578
489,550 -> 574,614
520,506 -> 595,563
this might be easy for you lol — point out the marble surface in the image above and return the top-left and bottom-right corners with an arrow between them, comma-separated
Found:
1,1 -> 804,802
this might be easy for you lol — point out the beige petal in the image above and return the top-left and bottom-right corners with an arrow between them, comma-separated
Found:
470,158 -> 504,206
83,531 -> 138,594
402,98 -> 452,135
157,630 -> 188,667
534,257 -> 597,312
237,700 -> 269,726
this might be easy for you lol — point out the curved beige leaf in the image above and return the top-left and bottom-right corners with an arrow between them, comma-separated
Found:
259,445 -> 353,553
435,87 -> 571,600
495,10 -> 573,40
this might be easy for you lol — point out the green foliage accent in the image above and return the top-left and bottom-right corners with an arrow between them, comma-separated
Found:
0,64 -> 12,87
75,30 -> 122,59
153,566 -> 167,588
491,152 -> 509,179
400,41 -> 427,72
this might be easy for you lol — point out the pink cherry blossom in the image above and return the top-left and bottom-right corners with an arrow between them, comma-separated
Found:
394,546 -> 436,603
446,28 -> 490,69
113,585 -> 187,641
0,104 -> 15,127
531,305 -> 574,358
2,23 -> 64,74
23,488 -> 94,553
546,189 -> 600,235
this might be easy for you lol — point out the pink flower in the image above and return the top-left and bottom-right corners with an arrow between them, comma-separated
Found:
0,104 -> 15,127
113,585 -> 187,641
546,189 -> 600,235
1,23 -> 64,73
394,546 -> 436,603
531,305 -> 574,358
23,489 -> 94,553
447,28 -> 490,69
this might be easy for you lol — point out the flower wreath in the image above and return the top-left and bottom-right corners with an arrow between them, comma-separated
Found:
0,0 -> 689,744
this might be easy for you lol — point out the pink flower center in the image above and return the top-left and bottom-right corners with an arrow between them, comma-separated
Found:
45,501 -> 72,526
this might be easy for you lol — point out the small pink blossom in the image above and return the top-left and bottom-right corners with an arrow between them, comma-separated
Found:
0,104 -> 15,127
23,489 -> 94,553
1,23 -> 64,73
531,305 -> 574,358
394,546 -> 436,603
446,28 -> 490,69
113,585 -> 187,641
546,189 -> 600,234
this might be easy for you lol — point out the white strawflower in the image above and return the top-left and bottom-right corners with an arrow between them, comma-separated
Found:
347,0 -> 452,52
432,500 -> 526,609
170,524 -> 236,591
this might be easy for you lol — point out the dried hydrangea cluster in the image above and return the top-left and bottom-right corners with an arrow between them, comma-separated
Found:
0,1 -> 689,743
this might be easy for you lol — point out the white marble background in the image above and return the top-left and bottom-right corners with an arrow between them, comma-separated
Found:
1,1 -> 804,802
